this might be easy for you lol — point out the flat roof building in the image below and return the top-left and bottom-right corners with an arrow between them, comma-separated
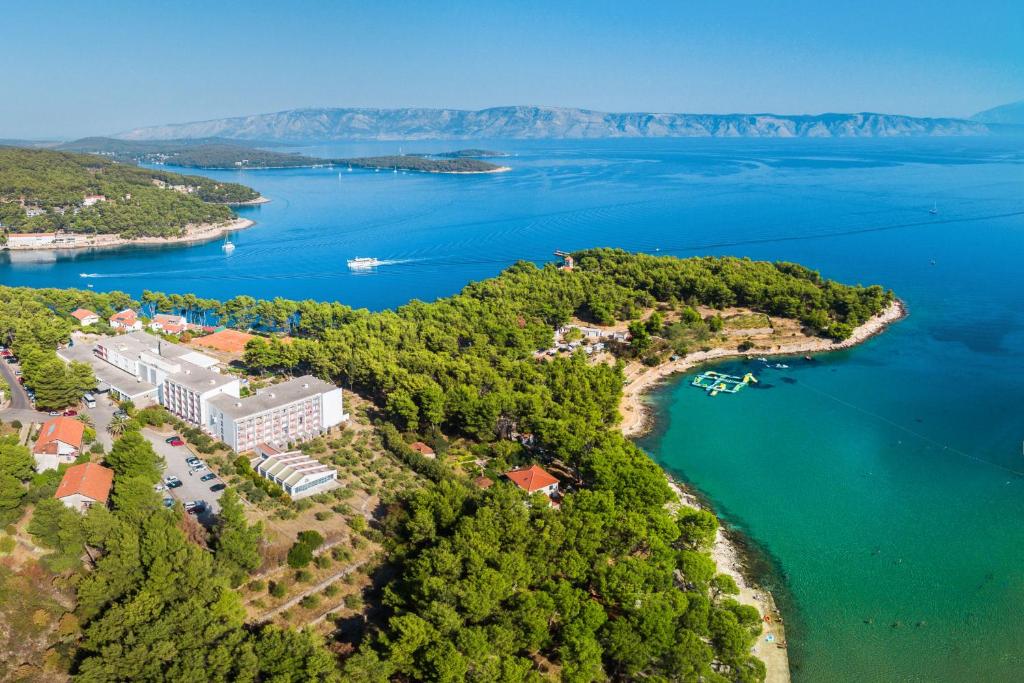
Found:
252,449 -> 337,499
208,375 -> 346,453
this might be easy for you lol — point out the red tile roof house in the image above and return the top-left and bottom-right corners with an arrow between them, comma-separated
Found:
504,464 -> 559,499
33,416 -> 85,471
409,441 -> 436,458
109,309 -> 142,332
55,462 -> 113,513
149,313 -> 188,332
70,308 -> 100,326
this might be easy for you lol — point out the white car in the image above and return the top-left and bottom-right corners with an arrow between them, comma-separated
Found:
154,483 -> 166,492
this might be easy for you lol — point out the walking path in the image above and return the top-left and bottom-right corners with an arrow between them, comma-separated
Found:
258,559 -> 368,621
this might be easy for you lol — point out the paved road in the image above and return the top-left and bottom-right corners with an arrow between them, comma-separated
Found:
0,356 -> 32,410
144,428 -> 225,521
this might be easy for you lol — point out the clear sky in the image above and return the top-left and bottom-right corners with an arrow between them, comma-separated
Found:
4,0 -> 1022,138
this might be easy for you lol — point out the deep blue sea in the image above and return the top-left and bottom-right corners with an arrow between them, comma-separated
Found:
3,137 -> 1023,680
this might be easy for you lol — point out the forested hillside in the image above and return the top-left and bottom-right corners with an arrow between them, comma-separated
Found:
0,147 -> 258,237
0,250 -> 892,681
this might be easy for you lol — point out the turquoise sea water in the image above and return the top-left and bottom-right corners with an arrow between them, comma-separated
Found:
2,138 -> 1023,679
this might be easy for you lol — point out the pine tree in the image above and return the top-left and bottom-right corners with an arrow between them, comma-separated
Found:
212,488 -> 262,583
105,431 -> 163,483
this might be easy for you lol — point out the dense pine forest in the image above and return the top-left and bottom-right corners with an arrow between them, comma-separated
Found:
0,147 -> 258,237
0,250 -> 892,681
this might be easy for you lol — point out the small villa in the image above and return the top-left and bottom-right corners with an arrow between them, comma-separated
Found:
55,462 -> 113,513
504,464 -> 559,498
70,308 -> 100,326
33,416 -> 85,471
109,309 -> 142,331
150,313 -> 187,333
409,441 -> 435,458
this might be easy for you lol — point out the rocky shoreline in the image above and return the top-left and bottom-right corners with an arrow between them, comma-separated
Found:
1,217 -> 256,252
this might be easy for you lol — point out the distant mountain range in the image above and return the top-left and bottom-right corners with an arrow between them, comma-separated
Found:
972,100 -> 1024,125
115,106 -> 990,142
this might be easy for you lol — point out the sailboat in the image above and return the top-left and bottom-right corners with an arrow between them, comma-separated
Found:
928,202 -> 938,215
221,237 -> 235,253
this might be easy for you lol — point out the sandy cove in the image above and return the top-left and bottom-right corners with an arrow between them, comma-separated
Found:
2,217 -> 255,252
621,299 -> 906,683
620,299 -> 906,438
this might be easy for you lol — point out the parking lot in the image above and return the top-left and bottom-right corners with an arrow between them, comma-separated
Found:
144,427 -> 225,522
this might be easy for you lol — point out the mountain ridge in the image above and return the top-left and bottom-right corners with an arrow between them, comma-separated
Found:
116,106 -> 989,142
972,99 -> 1024,125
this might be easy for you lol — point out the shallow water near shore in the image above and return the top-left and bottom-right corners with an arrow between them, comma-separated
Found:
3,137 -> 1024,680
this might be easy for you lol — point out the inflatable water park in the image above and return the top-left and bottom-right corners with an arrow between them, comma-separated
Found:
691,370 -> 758,396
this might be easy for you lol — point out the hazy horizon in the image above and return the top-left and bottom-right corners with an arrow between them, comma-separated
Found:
4,0 -> 1023,138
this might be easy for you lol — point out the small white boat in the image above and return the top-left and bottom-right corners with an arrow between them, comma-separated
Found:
928,202 -> 938,215
347,257 -> 381,269
222,240 -> 235,253
775,363 -> 789,369
757,357 -> 768,362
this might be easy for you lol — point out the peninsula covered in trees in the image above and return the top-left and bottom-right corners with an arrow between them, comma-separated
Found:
54,137 -> 509,173
0,147 -> 259,238
0,250 -> 894,681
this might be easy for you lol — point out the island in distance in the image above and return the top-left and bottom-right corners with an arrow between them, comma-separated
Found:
55,137 -> 510,173
113,105 -> 992,142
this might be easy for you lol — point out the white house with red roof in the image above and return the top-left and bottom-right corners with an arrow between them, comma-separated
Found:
55,462 -> 113,513
504,464 -> 559,498
109,309 -> 142,331
149,313 -> 188,334
70,308 -> 100,326
33,416 -> 85,471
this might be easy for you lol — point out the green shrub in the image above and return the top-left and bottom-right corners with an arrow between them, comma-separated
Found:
294,569 -> 313,583
0,535 -> 15,554
269,581 -> 287,598
299,594 -> 320,610
248,580 -> 266,592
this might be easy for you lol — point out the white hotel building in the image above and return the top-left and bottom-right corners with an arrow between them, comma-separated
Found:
207,376 -> 345,453
65,331 -> 346,452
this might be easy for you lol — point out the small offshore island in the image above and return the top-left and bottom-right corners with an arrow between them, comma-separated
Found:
0,147 -> 263,251
0,248 -> 896,682
57,137 -> 512,174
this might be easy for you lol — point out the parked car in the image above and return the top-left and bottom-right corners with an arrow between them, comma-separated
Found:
113,410 -> 128,419
154,483 -> 166,492
185,500 -> 207,514
185,457 -> 201,466
168,438 -> 185,447
164,436 -> 182,444
200,472 -> 216,482
48,411 -> 60,416
164,476 -> 183,489
63,409 -> 77,416
209,483 -> 226,493
15,370 -> 23,376
162,498 -> 175,508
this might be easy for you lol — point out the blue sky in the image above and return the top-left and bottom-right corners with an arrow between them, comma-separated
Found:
4,0 -> 1022,138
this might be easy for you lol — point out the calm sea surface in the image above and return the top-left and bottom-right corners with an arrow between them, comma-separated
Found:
3,138 -> 1024,680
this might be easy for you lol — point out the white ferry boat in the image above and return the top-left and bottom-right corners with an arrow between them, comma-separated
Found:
347,257 -> 381,269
